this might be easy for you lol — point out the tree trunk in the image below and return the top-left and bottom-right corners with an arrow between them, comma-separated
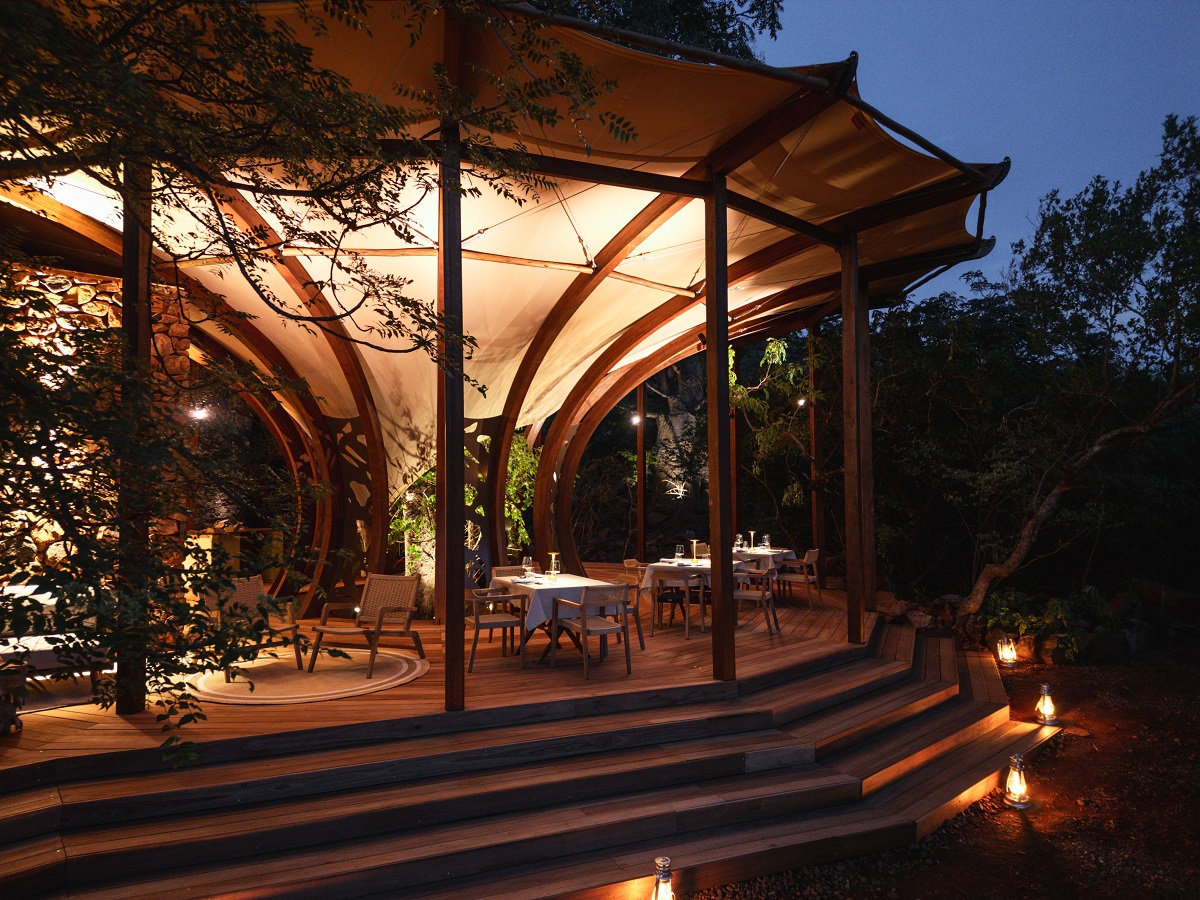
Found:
958,381 -> 1198,619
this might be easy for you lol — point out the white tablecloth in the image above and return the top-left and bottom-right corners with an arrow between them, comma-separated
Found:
492,573 -> 620,628
731,548 -> 796,568
640,559 -> 744,590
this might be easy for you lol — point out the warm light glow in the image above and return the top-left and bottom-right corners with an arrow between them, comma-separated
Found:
797,396 -> 807,408
1004,753 -> 1031,808
690,539 -> 698,563
997,634 -> 1018,667
189,407 -> 210,421
1036,682 -> 1059,725
650,856 -> 674,900
631,414 -> 642,426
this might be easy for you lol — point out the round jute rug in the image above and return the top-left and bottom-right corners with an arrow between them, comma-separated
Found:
186,648 -> 428,705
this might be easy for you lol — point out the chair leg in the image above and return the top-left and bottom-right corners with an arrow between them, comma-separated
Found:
293,635 -> 305,670
409,630 -> 425,659
632,603 -> 646,650
468,625 -> 481,673
550,622 -> 559,668
366,633 -> 379,678
582,626 -> 591,680
623,610 -> 632,674
307,631 -> 324,673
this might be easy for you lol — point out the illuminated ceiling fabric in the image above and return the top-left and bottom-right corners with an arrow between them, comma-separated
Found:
8,5 -> 1002,498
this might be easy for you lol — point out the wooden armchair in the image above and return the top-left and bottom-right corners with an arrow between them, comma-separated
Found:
308,573 -> 424,678
207,575 -> 303,682
551,584 -> 633,680
467,588 -> 524,672
733,566 -> 781,635
649,569 -> 703,639
777,549 -> 821,610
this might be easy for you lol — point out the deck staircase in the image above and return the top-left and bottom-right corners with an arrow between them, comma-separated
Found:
0,622 -> 1056,899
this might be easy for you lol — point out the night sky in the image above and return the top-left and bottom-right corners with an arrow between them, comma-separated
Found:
761,0 -> 1200,292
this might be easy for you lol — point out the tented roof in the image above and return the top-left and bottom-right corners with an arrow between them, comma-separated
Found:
7,4 -> 1005,502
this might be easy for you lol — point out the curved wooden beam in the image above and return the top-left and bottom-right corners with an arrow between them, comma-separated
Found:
217,191 -> 389,575
1,183 -> 345,599
526,160 -> 1003,566
486,84 -> 845,564
550,239 -> 991,571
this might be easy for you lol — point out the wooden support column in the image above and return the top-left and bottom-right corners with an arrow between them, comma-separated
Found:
808,324 -> 826,587
706,171 -> 736,681
730,399 -> 739,536
636,383 -> 647,562
840,233 -> 875,644
438,121 -> 466,711
115,161 -> 153,716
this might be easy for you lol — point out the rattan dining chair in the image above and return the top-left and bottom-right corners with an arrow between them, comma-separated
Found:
466,588 -> 523,672
777,549 -> 822,610
620,559 -> 649,650
733,565 -> 781,635
649,569 -> 703,639
206,574 -> 303,682
550,583 -> 633,680
308,573 -> 424,678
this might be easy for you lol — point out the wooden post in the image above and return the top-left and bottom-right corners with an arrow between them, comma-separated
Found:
840,233 -> 875,644
729,347 -> 739,536
636,383 -> 646,562
706,170 -> 735,681
438,121 -> 466,711
115,161 -> 153,716
808,324 -> 826,587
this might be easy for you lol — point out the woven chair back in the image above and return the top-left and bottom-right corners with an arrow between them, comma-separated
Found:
490,566 -> 525,580
579,583 -> 628,608
356,573 -> 419,626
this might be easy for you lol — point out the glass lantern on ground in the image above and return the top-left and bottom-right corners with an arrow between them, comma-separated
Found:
1004,753 -> 1032,809
650,856 -> 673,900
1035,682 -> 1059,725
997,634 -> 1018,667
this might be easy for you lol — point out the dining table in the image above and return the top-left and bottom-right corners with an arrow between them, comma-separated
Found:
731,547 -> 797,568
639,558 -> 745,591
491,572 -> 622,664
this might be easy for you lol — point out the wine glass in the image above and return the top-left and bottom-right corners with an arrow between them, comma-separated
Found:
735,533 -> 743,549
674,544 -> 684,560
762,534 -> 771,549
521,556 -> 532,577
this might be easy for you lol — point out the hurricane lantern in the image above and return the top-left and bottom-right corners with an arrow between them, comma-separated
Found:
690,539 -> 698,563
1035,682 -> 1059,725
548,552 -> 560,583
1004,752 -> 1032,809
650,856 -> 674,900
997,634 -> 1018,668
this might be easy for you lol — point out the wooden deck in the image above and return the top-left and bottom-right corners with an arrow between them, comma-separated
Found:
0,566 -> 1059,899
0,564 -> 859,776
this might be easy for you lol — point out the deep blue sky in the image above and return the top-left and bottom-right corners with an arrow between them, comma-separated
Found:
760,0 -> 1200,293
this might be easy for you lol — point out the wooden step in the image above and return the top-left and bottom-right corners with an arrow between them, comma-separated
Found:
830,696 -> 1012,795
55,730 -> 807,885
785,676 -> 960,760
67,765 -> 863,899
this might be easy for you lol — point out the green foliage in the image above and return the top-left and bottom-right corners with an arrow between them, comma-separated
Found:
871,116 -> 1200,601
547,0 -> 783,60
729,335 -> 827,552
984,586 -> 1119,659
504,432 -> 540,552
0,252 -> 314,747
0,0 -> 635,365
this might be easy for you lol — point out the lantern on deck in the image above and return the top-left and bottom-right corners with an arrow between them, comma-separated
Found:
650,856 -> 674,900
1004,752 -> 1032,809
997,634 -> 1018,667
1035,682 -> 1059,725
